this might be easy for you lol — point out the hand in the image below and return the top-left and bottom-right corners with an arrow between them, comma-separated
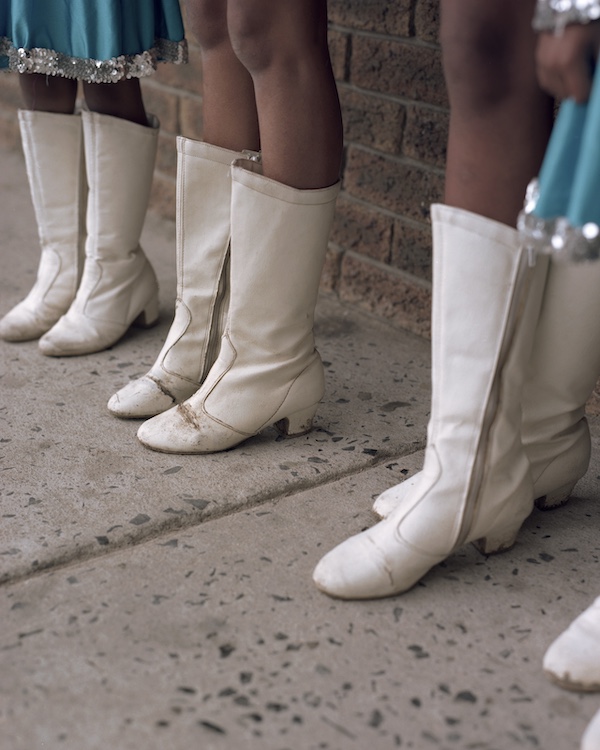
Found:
536,21 -> 600,103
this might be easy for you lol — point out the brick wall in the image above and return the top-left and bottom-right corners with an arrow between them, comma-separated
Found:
0,0 -> 446,338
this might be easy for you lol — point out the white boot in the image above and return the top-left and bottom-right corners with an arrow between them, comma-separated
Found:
582,708 -> 600,750
0,110 -> 85,341
544,597 -> 600,691
373,257 -> 600,519
107,139 -> 243,418
137,158 -> 340,453
313,205 -> 547,599
39,110 -> 159,356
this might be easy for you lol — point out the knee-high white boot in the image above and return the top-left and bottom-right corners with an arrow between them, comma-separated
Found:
544,596 -> 600,691
582,710 -> 600,750
543,596 -> 600,750
373,257 -> 600,519
521,260 -> 600,507
313,204 -> 547,599
107,139 -> 243,418
38,110 -> 160,356
0,110 -> 85,341
136,158 -> 340,454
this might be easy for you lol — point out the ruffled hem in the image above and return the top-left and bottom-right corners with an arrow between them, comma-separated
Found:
518,179 -> 600,263
0,36 -> 187,83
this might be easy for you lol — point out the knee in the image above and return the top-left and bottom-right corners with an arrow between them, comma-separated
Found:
186,0 -> 229,50
227,0 -> 327,74
227,3 -> 277,73
440,13 -> 518,109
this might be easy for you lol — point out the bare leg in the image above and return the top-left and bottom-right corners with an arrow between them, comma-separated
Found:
82,78 -> 148,126
185,0 -> 260,152
228,0 -> 343,189
19,73 -> 78,113
440,0 -> 554,226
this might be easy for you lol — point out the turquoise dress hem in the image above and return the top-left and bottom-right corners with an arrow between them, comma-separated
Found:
0,1 -> 187,82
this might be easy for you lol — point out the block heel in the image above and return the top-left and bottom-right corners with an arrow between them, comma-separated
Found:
274,403 -> 319,438
472,522 -> 521,556
134,293 -> 160,329
534,480 -> 577,510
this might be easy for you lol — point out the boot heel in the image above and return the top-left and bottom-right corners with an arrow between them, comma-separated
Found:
134,295 -> 159,329
274,403 -> 319,438
534,480 -> 576,510
472,523 -> 521,556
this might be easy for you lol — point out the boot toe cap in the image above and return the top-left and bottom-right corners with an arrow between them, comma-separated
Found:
108,377 -> 177,419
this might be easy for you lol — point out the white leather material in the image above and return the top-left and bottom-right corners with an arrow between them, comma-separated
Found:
313,205 -> 547,599
544,597 -> 600,691
373,255 -> 600,520
39,110 -> 159,356
582,708 -> 600,750
0,110 -> 85,341
522,259 -> 600,502
107,139 -> 237,418
137,159 -> 340,453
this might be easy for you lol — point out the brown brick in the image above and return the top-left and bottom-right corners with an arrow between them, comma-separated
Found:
320,244 -> 343,293
343,146 -> 444,222
391,219 -> 432,282
179,94 -> 204,141
0,72 -> 22,108
151,43 -> 203,94
331,196 -> 392,263
0,115 -> 20,152
149,172 -> 176,222
339,252 -> 431,337
141,85 -> 179,134
403,105 -> 448,168
329,0 -> 412,37
351,37 -> 446,107
414,0 -> 441,44
155,132 -> 178,180
339,86 -> 405,155
328,29 -> 350,82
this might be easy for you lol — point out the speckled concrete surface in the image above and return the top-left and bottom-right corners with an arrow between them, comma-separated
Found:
1,145 -> 599,750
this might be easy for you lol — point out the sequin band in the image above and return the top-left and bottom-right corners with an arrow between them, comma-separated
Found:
533,0 -> 600,32
0,37 -> 187,82
518,179 -> 600,263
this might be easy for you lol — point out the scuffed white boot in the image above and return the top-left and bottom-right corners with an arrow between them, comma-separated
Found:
373,257 -> 600,521
107,140 -> 247,418
313,205 -> 547,599
137,158 -> 340,453
39,110 -> 159,356
0,110 -> 85,341
582,708 -> 600,750
544,597 -> 600,691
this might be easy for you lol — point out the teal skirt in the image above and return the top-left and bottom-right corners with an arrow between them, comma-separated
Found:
0,0 -> 187,82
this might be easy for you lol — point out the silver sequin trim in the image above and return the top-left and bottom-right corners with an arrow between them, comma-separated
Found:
533,0 -> 600,32
0,37 -> 187,82
518,178 -> 600,263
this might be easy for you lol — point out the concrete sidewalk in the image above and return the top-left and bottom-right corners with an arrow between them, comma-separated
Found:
1,144 -> 599,750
